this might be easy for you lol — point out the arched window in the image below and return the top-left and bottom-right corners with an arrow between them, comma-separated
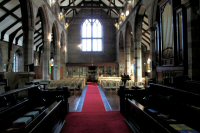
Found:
13,52 -> 19,72
81,19 -> 102,52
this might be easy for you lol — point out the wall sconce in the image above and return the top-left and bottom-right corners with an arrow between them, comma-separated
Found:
114,22 -> 119,30
125,10 -> 129,16
147,58 -> 151,72
48,33 -> 52,42
59,12 -> 64,21
64,46 -> 67,52
77,44 -> 82,50
65,23 -> 69,30
50,0 -> 55,6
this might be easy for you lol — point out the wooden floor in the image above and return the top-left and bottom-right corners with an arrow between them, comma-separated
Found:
68,87 -> 120,112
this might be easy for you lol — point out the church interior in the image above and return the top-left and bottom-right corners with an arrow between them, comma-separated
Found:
1,0 -> 200,133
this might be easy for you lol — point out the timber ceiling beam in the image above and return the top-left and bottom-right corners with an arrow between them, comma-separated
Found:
1,19 -> 21,40
34,28 -> 42,35
61,5 -> 123,10
34,33 -> 42,40
34,36 -> 42,44
0,0 -> 11,7
36,42 -> 43,51
0,6 -> 21,20
15,33 -> 23,44
0,4 -> 20,22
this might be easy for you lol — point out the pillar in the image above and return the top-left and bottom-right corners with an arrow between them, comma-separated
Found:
43,36 -> 50,80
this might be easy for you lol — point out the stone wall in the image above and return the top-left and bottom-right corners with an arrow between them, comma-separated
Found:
67,9 -> 117,64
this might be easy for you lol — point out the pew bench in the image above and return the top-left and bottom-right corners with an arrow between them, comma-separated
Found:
119,83 -> 200,133
0,85 -> 69,133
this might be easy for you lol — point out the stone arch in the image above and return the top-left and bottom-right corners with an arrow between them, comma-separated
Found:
35,6 -> 51,80
33,6 -> 49,79
134,5 -> 151,82
37,6 -> 49,39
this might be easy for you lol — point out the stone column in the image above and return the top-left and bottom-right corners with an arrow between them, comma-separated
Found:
126,46 -> 131,75
43,36 -> 50,80
149,27 -> 156,79
135,41 -> 142,82
24,26 -> 34,72
54,40 -> 60,80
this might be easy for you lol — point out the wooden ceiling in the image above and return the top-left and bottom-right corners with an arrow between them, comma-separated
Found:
59,0 -> 126,19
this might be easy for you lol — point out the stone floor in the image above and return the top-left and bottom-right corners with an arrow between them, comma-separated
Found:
68,86 -> 120,112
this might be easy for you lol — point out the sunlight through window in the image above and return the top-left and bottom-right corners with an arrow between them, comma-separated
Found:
81,19 -> 102,52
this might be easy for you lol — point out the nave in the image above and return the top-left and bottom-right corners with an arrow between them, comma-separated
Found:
1,0 -> 200,133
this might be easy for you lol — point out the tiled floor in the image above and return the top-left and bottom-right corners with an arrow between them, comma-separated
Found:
68,86 -> 120,112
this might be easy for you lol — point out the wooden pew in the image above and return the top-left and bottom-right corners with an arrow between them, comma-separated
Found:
119,83 -> 200,133
0,85 -> 70,133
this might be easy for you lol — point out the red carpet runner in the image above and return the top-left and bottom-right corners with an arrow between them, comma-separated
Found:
62,83 -> 131,133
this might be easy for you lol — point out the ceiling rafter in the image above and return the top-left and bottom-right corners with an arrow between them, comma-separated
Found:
60,0 -> 65,4
61,1 -> 123,11
35,18 -> 41,26
0,0 -> 12,7
142,28 -> 150,34
142,20 -> 149,27
61,0 -> 125,19
11,26 -> 22,45
61,6 -> 123,9
67,0 -> 78,6
34,36 -> 42,44
34,28 -> 42,35
117,0 -> 124,5
0,6 -> 21,20
142,37 -> 150,45
15,33 -> 23,44
34,33 -> 42,40
1,19 -> 21,40
141,42 -> 148,49
36,42 -> 43,51
62,0 -> 78,16
142,32 -> 150,41
0,4 -> 20,22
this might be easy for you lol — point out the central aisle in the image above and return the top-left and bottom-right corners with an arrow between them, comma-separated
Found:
82,83 -> 105,112
62,83 -> 131,133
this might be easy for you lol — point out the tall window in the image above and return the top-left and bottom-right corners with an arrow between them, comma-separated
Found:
13,53 -> 19,72
81,19 -> 102,52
